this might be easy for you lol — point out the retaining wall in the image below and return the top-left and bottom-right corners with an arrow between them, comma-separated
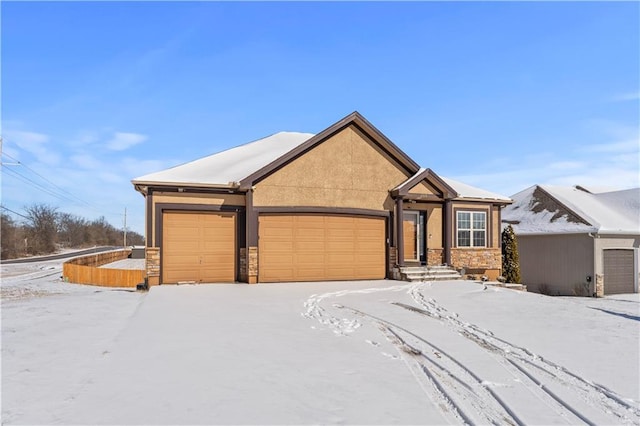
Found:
63,249 -> 145,288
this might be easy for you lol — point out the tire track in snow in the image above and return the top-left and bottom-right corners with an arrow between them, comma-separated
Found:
378,321 -> 520,426
303,283 -> 639,425
393,301 -> 588,424
301,283 -> 411,335
404,283 -> 640,425
304,285 -> 526,424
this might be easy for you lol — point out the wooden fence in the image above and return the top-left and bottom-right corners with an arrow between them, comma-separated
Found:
63,249 -> 145,288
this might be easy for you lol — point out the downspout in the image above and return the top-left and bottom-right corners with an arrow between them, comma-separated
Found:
588,232 -> 596,297
146,188 -> 154,247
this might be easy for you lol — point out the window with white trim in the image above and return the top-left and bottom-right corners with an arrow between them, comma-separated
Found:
456,211 -> 486,247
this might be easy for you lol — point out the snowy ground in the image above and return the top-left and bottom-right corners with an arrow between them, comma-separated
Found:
2,261 -> 639,425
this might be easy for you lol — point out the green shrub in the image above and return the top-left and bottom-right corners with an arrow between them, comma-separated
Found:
501,225 -> 521,284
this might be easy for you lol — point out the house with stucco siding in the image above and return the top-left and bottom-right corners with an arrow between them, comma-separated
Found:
132,112 -> 512,285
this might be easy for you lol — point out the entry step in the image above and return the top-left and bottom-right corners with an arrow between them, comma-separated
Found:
398,266 -> 462,282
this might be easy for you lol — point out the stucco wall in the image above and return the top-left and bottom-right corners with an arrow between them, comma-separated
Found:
253,125 -> 410,211
593,235 -> 640,275
492,205 -> 500,248
408,181 -> 439,196
518,233 -> 594,296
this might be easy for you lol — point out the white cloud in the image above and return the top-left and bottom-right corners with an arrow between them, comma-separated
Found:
106,132 -> 148,151
66,131 -> 100,148
453,126 -> 639,197
120,157 -> 177,178
611,91 -> 640,102
70,153 -> 103,170
3,130 -> 61,166
548,161 -> 585,170
585,139 -> 639,154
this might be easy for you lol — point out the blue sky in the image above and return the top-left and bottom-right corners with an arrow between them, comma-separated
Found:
1,1 -> 638,235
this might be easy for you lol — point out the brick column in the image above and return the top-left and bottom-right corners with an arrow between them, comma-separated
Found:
145,247 -> 160,286
248,247 -> 258,284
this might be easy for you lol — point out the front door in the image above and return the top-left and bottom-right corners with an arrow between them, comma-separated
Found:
403,211 -> 421,263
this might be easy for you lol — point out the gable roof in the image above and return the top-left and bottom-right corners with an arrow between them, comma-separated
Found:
503,184 -> 640,235
237,111 -> 419,189
389,169 -> 510,203
132,111 -> 511,203
391,168 -> 456,199
132,111 -> 421,191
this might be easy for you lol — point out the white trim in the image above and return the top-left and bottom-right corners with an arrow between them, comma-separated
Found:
457,211 -> 487,248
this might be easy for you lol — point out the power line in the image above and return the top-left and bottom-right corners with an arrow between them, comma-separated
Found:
0,151 -> 123,217
1,151 -> 97,208
0,205 -> 30,220
1,164 -> 81,204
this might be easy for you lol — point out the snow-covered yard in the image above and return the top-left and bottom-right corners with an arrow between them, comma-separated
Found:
2,260 -> 639,425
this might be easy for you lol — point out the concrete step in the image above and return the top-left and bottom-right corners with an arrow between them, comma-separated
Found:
400,265 -> 452,272
404,274 -> 462,282
485,282 -> 528,292
398,265 -> 462,282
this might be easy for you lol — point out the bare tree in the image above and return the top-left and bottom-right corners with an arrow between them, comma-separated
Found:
1,205 -> 145,259
58,212 -> 89,248
1,213 -> 20,259
24,204 -> 58,255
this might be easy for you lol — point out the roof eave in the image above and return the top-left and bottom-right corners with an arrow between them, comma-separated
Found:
453,196 -> 513,205
392,168 -> 458,200
131,179 -> 241,191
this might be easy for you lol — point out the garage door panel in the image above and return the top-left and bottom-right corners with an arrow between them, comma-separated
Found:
163,211 -> 236,284
604,249 -> 636,295
164,269 -> 198,283
294,241 -> 324,252
259,214 -> 385,282
261,267 -> 295,282
296,268 -> 328,281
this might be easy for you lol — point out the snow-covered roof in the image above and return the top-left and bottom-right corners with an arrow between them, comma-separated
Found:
393,167 -> 427,192
503,185 -> 640,235
132,132 -> 315,188
391,168 -> 510,202
442,177 -> 512,202
132,125 -> 510,203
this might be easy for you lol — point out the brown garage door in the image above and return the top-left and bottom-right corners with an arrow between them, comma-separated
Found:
259,214 -> 386,282
162,211 -> 236,284
603,249 -> 636,295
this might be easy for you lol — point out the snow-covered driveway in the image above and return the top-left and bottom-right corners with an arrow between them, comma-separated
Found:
2,272 -> 639,425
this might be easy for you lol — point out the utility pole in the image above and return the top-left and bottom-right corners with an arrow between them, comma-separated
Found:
123,207 -> 127,247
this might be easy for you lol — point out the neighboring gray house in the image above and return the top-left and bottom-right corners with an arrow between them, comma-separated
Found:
502,185 -> 639,296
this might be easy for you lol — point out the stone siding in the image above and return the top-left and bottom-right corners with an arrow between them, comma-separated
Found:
450,248 -> 501,270
239,248 -> 248,282
389,246 -> 397,275
596,274 -> 604,298
145,247 -> 160,286
451,248 -> 501,280
248,246 -> 258,284
427,248 -> 443,266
